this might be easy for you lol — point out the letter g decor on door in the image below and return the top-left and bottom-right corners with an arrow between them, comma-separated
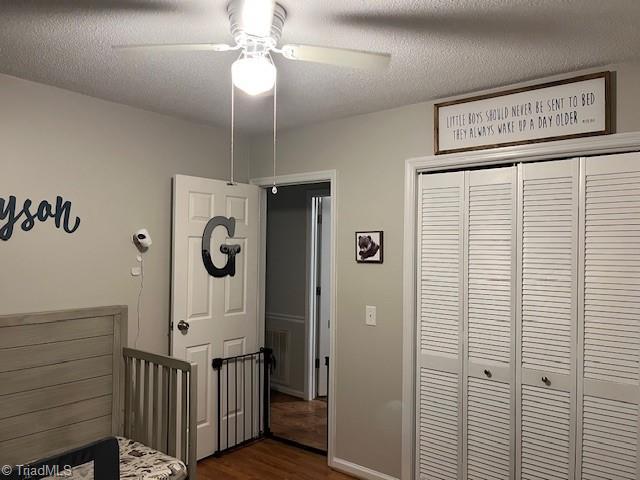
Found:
202,216 -> 242,278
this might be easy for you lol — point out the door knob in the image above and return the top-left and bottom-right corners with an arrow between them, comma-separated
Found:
177,320 -> 190,334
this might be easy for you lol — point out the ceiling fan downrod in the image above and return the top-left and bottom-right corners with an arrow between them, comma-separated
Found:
228,77 -> 236,186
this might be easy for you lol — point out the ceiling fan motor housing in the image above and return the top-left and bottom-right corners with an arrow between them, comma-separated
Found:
227,0 -> 287,54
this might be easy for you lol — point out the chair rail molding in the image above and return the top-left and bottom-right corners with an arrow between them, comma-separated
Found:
266,312 -> 305,324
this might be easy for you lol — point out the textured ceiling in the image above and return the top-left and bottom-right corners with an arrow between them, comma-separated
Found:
1,0 -> 640,132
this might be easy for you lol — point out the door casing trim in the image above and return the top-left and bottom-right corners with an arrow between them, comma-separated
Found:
251,170 -> 338,466
307,189 -> 331,401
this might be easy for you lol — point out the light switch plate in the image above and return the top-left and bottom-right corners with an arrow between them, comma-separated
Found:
366,305 -> 376,326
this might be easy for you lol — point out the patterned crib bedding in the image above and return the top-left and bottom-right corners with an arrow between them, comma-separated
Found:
44,437 -> 187,480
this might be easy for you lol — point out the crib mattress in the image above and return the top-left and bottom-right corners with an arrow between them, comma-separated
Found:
44,437 -> 188,480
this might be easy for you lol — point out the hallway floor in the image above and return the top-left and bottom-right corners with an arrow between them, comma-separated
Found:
198,439 -> 353,479
270,390 -> 328,451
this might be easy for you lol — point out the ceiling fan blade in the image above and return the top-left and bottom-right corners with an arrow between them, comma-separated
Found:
240,0 -> 276,37
280,44 -> 391,70
3,0 -> 181,13
112,43 -> 235,52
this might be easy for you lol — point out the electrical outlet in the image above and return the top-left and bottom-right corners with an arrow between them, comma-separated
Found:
366,305 -> 376,326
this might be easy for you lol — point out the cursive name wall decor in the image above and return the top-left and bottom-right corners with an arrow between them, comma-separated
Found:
0,195 -> 81,241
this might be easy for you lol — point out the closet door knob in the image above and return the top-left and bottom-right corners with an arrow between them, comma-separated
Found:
541,376 -> 550,385
484,369 -> 492,378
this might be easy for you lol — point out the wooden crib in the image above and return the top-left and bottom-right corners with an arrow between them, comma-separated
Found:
0,306 -> 197,480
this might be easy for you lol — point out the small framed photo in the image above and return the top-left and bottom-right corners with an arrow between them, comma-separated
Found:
355,231 -> 383,264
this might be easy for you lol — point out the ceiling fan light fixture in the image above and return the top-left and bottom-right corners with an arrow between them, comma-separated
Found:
232,56 -> 277,96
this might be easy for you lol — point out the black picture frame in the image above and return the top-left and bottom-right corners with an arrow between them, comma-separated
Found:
355,231 -> 383,264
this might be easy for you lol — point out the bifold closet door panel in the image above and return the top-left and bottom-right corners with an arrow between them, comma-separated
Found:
464,167 -> 516,480
577,154 -> 640,480
517,159 -> 578,480
417,172 -> 464,480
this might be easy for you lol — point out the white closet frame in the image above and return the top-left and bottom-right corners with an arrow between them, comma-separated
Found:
402,132 -> 640,480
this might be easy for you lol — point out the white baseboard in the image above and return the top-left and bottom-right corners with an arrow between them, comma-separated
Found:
330,457 -> 400,480
271,383 -> 305,399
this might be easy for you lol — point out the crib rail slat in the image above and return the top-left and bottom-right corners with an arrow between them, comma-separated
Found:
124,356 -> 131,438
143,360 -> 150,445
181,371 -> 188,460
161,365 -> 169,452
168,368 -> 178,457
134,358 -> 142,441
152,363 -> 159,450
188,367 -> 198,480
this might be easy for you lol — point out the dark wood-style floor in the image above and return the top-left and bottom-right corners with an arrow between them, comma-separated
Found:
270,390 -> 328,451
198,439 -> 354,479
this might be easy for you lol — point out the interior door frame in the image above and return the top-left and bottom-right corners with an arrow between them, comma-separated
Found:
251,170 -> 338,463
307,190 -> 331,401
401,132 -> 640,480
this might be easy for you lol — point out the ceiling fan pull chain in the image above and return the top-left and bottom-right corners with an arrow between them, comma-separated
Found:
272,72 -> 278,195
228,78 -> 236,186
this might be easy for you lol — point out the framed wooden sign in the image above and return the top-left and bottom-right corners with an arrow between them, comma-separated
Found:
435,71 -> 611,155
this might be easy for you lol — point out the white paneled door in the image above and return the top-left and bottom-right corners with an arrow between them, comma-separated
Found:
172,175 -> 260,459
417,171 -> 464,480
416,153 -> 640,480
577,154 -> 640,480
317,196 -> 331,398
517,159 -> 578,480
465,167 -> 516,480
417,167 -> 517,480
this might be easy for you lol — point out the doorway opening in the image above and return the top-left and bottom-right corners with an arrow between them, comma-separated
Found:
263,182 -> 331,454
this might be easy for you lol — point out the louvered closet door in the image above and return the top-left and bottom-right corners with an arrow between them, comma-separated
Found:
517,159 -> 578,480
577,154 -> 640,480
464,167 -> 516,480
417,171 -> 464,480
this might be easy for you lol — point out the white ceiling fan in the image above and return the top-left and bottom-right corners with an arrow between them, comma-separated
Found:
113,0 -> 392,96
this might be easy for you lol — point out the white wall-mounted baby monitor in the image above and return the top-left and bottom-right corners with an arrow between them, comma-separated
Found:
133,228 -> 152,251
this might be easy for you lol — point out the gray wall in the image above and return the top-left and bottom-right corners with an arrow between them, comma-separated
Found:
0,73 -> 249,355
249,62 -> 640,478
265,183 -> 329,396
